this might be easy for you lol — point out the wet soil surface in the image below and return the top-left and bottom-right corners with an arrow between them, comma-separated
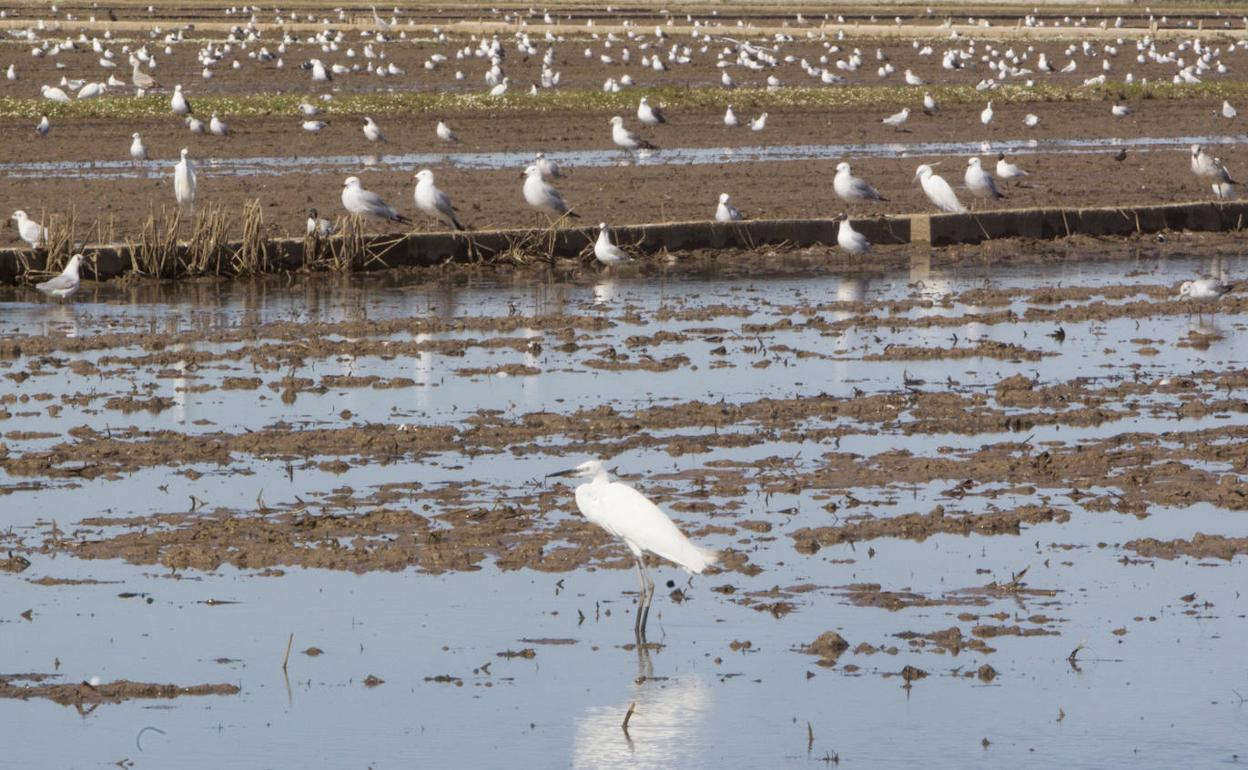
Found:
2,100 -> 1241,242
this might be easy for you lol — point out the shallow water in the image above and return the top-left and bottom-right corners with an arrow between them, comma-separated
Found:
1,133 -> 1242,180
2,249 -> 1247,768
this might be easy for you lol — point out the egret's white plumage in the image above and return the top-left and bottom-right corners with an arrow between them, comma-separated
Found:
549,460 -> 718,638
173,147 -> 196,211
915,164 -> 967,213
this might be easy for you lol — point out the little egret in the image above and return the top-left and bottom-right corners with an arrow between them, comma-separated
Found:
915,163 -> 967,213
548,460 -> 718,639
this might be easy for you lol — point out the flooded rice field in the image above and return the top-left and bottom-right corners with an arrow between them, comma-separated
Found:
2,240 -> 1247,767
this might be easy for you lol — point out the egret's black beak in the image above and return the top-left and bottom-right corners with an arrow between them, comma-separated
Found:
545,468 -> 577,479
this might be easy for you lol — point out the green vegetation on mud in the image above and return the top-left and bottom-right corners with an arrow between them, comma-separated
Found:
2,79 -> 1244,120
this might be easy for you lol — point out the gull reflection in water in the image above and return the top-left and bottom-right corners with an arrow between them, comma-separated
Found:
572,655 -> 714,770
593,277 -> 619,306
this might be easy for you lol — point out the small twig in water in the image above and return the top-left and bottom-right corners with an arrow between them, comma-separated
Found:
282,632 -> 294,672
622,701 -> 636,737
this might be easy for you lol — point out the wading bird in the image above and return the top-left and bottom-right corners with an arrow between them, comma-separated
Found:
547,460 -> 718,639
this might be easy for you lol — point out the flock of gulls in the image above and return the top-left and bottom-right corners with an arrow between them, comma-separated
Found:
2,4 -> 1243,307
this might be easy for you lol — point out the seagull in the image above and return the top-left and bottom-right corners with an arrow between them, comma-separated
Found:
413,169 -> 464,230
523,164 -> 577,221
1190,145 -> 1234,186
723,105 -> 740,127
1223,100 -> 1238,119
715,193 -> 744,222
185,116 -> 206,134
171,84 -> 191,114
593,223 -> 633,267
363,116 -> 385,143
306,208 -> 336,237
965,157 -> 1005,201
301,119 -> 328,132
209,112 -> 230,136
995,152 -> 1029,182
980,100 -> 994,127
1179,278 -> 1234,313
882,107 -> 910,130
310,59 -> 331,82
436,120 -> 458,143
35,115 -> 49,136
834,162 -> 887,204
35,254 -> 83,302
836,214 -> 870,256
11,210 -> 48,249
546,460 -> 717,639
298,101 -> 321,117
129,132 -> 147,163
905,69 -> 924,86
750,113 -> 768,131
341,176 -> 410,224
915,163 -> 967,213
1023,113 -> 1040,128
637,96 -> 666,126
610,116 -> 656,150
1111,103 -> 1132,118
173,148 -> 196,211
922,92 -> 939,115
534,152 -> 564,180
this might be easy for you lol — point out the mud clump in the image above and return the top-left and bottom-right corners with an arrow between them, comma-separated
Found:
792,505 -> 1069,548
0,674 -> 239,706
1126,533 -> 1248,561
801,631 -> 850,665
865,341 -> 1046,362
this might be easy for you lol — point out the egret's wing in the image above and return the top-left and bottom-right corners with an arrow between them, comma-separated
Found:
588,482 -> 716,572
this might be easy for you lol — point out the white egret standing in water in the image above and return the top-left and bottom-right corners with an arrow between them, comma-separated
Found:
548,460 -> 718,639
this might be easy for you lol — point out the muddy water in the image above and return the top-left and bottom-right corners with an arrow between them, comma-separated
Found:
2,249 -> 1247,768
2,133 -> 1244,180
